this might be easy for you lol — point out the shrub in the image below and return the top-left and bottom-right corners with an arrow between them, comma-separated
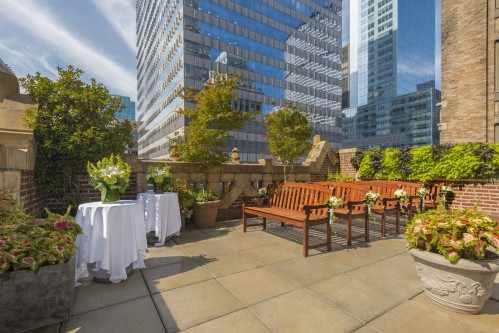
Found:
378,147 -> 403,180
350,151 -> 364,171
408,145 -> 436,182
433,144 -> 482,180
406,208 -> 499,264
358,149 -> 382,179
327,172 -> 354,182
194,189 -> 219,203
0,191 -> 30,226
0,207 -> 81,273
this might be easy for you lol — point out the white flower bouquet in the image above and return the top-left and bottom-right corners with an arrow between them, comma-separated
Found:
364,191 -> 380,206
87,154 -> 131,203
257,187 -> 267,198
394,188 -> 408,203
327,196 -> 343,209
146,165 -> 172,192
417,187 -> 429,199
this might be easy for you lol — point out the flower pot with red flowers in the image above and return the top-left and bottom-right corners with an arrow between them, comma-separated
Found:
0,192 -> 81,332
406,207 -> 499,314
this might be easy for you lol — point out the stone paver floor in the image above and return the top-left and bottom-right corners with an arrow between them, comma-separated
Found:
41,219 -> 499,333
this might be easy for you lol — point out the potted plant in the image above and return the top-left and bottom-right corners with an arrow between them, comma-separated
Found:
146,165 -> 172,193
87,154 -> 131,203
174,180 -> 195,229
406,207 -> 499,314
193,189 -> 220,228
0,192 -> 81,332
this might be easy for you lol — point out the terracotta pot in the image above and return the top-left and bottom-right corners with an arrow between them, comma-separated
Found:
410,249 -> 499,314
193,200 -> 220,228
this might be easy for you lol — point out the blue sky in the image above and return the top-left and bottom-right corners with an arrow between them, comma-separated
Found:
0,0 -> 137,99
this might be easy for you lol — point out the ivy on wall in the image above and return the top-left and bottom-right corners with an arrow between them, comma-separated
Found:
352,144 -> 499,182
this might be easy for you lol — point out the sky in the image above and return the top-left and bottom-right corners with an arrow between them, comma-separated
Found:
0,0 -> 137,99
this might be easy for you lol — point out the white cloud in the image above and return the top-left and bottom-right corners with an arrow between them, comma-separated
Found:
398,59 -> 435,79
92,0 -> 137,51
0,0 -> 136,99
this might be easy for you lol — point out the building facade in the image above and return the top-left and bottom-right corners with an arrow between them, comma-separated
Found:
114,95 -> 136,122
439,0 -> 499,144
342,0 -> 439,148
136,0 -> 343,161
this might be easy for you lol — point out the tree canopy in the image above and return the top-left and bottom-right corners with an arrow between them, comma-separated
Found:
266,106 -> 312,179
21,65 -> 133,200
178,74 -> 255,166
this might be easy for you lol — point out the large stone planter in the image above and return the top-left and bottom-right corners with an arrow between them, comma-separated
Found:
410,249 -> 499,314
0,257 -> 75,332
193,200 -> 220,228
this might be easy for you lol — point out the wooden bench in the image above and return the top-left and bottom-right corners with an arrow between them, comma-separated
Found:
242,183 -> 333,257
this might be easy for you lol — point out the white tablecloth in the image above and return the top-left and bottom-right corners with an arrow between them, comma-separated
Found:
137,192 -> 182,244
75,200 -> 147,283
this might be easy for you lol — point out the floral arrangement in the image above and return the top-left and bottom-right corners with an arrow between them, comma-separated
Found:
406,208 -> 499,264
364,191 -> 380,206
257,187 -> 267,198
146,165 -> 172,193
87,154 -> 131,203
327,196 -> 344,209
327,196 -> 343,224
394,188 -> 408,203
417,187 -> 429,199
194,189 -> 219,203
0,206 -> 81,273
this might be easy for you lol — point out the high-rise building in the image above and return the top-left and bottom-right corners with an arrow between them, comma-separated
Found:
136,0 -> 343,161
114,95 -> 136,122
439,0 -> 498,144
342,0 -> 439,148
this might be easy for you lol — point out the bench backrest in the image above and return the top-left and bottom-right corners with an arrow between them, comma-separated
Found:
270,182 -> 333,216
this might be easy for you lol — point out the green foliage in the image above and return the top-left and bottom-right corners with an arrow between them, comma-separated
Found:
194,189 -> 219,203
0,191 -> 30,226
20,66 -> 133,206
146,165 -> 172,192
408,145 -> 436,182
327,172 -> 354,182
179,74 -> 255,166
405,208 -> 499,264
0,206 -> 81,273
433,144 -> 482,180
378,148 -> 403,180
358,149 -> 382,179
350,151 -> 364,171
266,106 -> 312,179
87,154 -> 131,202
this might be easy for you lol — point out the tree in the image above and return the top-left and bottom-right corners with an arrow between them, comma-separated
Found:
266,106 -> 312,180
178,74 -> 255,166
20,66 -> 133,205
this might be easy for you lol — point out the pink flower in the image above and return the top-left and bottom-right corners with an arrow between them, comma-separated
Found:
21,256 -> 34,265
54,220 -> 69,231
0,239 -> 5,247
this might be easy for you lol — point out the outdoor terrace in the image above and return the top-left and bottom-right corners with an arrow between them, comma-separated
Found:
54,218 -> 498,333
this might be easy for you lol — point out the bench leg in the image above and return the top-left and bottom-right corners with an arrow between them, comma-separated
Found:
381,212 -> 386,237
365,211 -> 370,243
303,222 -> 309,257
347,215 -> 352,247
395,209 -> 400,234
242,209 -> 247,233
326,221 -> 332,252
281,222 -> 285,227
262,217 -> 267,231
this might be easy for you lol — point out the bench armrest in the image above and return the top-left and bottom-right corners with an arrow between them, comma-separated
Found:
347,200 -> 366,208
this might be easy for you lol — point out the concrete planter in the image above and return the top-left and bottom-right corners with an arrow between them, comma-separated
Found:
194,200 -> 220,228
0,257 -> 75,332
410,249 -> 499,314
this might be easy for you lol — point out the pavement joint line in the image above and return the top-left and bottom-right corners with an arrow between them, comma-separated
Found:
139,269 -> 169,333
68,293 -> 152,318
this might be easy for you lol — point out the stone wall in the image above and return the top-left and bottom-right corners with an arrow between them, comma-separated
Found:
19,170 -> 43,216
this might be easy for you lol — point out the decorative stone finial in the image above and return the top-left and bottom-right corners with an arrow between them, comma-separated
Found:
169,142 -> 180,161
231,147 -> 240,164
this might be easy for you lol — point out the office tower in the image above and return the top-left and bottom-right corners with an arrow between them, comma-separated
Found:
343,0 -> 440,147
136,0 -> 343,160
114,95 -> 136,122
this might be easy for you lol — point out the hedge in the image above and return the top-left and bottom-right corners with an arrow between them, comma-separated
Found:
352,144 -> 499,182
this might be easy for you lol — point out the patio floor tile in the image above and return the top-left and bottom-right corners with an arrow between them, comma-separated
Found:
143,258 -> 213,294
198,252 -> 265,278
181,309 -> 270,333
239,242 -> 304,265
71,271 -> 149,315
152,279 -> 244,332
64,297 -> 164,333
217,266 -> 300,305
144,245 -> 192,269
251,288 -> 362,333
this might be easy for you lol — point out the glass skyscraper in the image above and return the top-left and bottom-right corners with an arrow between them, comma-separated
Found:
342,0 -> 440,147
136,0 -> 343,161
114,95 -> 136,122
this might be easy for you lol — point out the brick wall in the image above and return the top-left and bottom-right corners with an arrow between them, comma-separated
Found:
338,148 -> 359,179
19,170 -> 43,216
448,181 -> 499,218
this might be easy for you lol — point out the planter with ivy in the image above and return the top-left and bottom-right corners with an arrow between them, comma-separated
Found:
193,189 -> 220,228
406,208 -> 499,314
0,193 -> 81,332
